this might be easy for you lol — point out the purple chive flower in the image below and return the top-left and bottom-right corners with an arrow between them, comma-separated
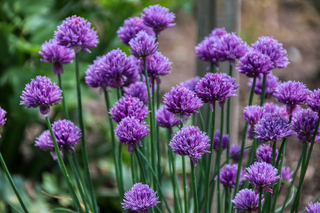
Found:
209,28 -> 227,38
244,105 -> 265,126
20,76 -> 62,117
252,36 -> 289,69
180,76 -> 201,92
141,5 -> 175,33
263,102 -> 281,114
274,81 -> 310,115
195,36 -> 220,64
129,31 -> 158,58
124,82 -> 150,105
215,33 -> 249,62
281,167 -> 293,183
213,130 -> 229,151
307,89 -> 320,114
164,85 -> 203,123
155,106 -> 180,133
248,72 -> 281,99
110,96 -> 149,124
35,119 -> 81,159
292,108 -> 320,143
39,39 -> 75,75
140,52 -> 172,83
306,202 -> 320,213
245,162 -> 280,193
115,117 -> 149,154
195,73 -> 239,110
256,144 -> 278,164
122,183 -> 160,213
85,56 -> 109,88
255,114 -> 294,142
232,189 -> 262,212
117,17 -> 155,46
230,144 -> 248,162
0,107 -> 7,138
54,15 -> 99,53
216,164 -> 245,188
238,50 -> 273,78
169,126 -> 210,166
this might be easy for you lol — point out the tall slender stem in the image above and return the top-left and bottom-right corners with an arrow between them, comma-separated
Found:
191,159 -> 199,213
260,74 -> 267,106
45,117 -> 82,212
57,73 -> 69,119
226,63 -> 233,163
180,122 -> 188,213
205,103 -> 215,213
74,52 -> 98,213
0,152 -> 29,213
216,106 -> 224,213
258,187 -> 263,213
131,154 -> 137,184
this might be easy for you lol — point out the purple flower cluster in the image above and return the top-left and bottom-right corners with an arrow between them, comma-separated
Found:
195,36 -> 220,64
306,202 -> 320,213
244,105 -> 265,126
281,167 -> 293,183
256,144 -> 278,164
252,36 -> 289,69
254,114 -> 294,142
164,85 -> 202,123
141,5 -> 175,33
0,107 -> 7,138
213,130 -> 229,151
129,31 -> 158,58
232,189 -> 262,212
110,96 -> 149,123
54,15 -> 99,53
169,126 -> 210,166
229,144 -> 248,162
248,72 -> 280,99
124,82 -> 150,105
245,162 -> 280,193
115,117 -> 149,154
307,89 -> 320,114
122,183 -> 160,213
39,39 -> 75,75
180,76 -> 200,91
195,73 -> 239,110
20,76 -> 62,117
209,28 -> 227,38
155,106 -> 180,132
117,17 -> 155,46
238,50 -> 273,78
217,164 -> 245,188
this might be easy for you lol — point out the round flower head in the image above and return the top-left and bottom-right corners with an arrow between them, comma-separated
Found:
39,39 -> 75,75
195,72 -> 239,110
124,82 -> 150,105
248,72 -> 281,99
244,105 -> 265,126
306,202 -> 320,213
141,5 -> 175,33
155,106 -> 180,133
129,31 -> 158,58
85,56 -> 109,88
307,89 -> 320,114
216,164 -> 245,188
263,102 -> 281,114
209,27 -> 227,38
140,52 -> 172,83
238,50 -> 273,78
232,189 -> 262,212
20,76 -> 62,117
35,130 -> 60,160
0,107 -> 7,138
252,36 -> 289,69
163,85 -> 203,123
180,76 -> 201,92
117,17 -> 155,46
213,130 -> 229,151
274,81 -> 310,115
122,183 -> 160,213
255,114 -> 294,142
281,166 -> 293,183
245,162 -> 280,193
54,15 -> 99,53
169,126 -> 210,166
110,96 -> 149,123
115,117 -> 149,154
195,36 -> 220,64
215,32 -> 249,62
230,144 -> 248,162
256,144 -> 278,164
292,108 -> 320,143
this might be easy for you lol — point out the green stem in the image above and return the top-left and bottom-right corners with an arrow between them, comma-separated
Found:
57,73 -> 69,119
259,187 -> 263,213
75,52 -> 98,213
225,186 -> 231,213
198,110 -> 205,132
0,152 -> 29,213
217,106 -> 224,213
260,74 -> 267,106
45,117 -> 82,212
205,103 -> 216,213
131,154 -> 137,184
226,63 -> 233,163
190,159 -> 199,213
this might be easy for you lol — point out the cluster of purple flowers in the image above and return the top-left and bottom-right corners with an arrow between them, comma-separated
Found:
0,107 -> 7,138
